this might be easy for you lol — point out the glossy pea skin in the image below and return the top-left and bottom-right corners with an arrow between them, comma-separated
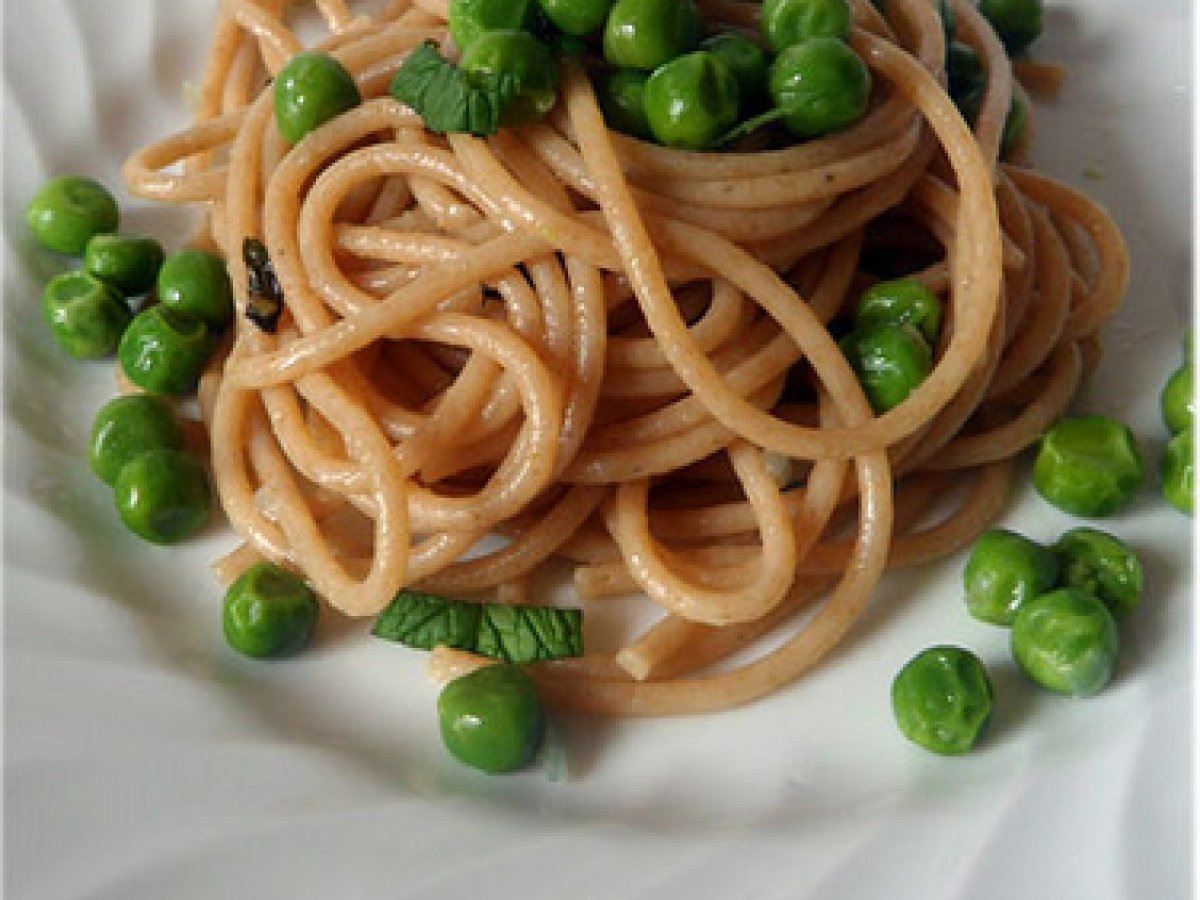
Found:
761,0 -> 851,53
840,322 -> 932,413
999,94 -> 1027,158
118,306 -> 211,395
977,0 -> 1042,56
84,234 -> 164,297
1011,588 -> 1118,697
603,0 -> 702,71
223,562 -> 320,659
1161,428 -> 1194,515
1054,527 -> 1143,618
26,176 -> 119,255
157,249 -> 235,330
855,277 -> 942,344
438,664 -> 546,773
768,37 -> 872,139
274,52 -> 362,144
1032,415 -> 1144,517
89,394 -> 184,486
700,32 -> 769,109
891,646 -> 993,755
537,0 -> 614,36
42,271 -> 131,359
113,448 -> 211,544
963,528 -> 1059,626
448,0 -> 535,53
643,51 -> 740,150
1160,364 -> 1194,434
946,41 -> 985,126
460,31 -> 560,125
597,70 -> 653,139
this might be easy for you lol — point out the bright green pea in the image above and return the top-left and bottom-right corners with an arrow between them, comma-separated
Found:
42,271 -> 131,359
1161,364 -> 1194,435
84,233 -> 165,297
603,0 -> 702,70
223,562 -> 320,659
274,51 -> 362,144
113,448 -> 211,544
700,32 -> 769,110
947,41 -> 985,125
1054,527 -> 1144,618
768,37 -> 872,139
448,0 -> 535,53
118,306 -> 211,396
460,30 -> 560,125
761,0 -> 851,53
597,70 -> 653,139
891,646 -> 993,755
1011,588 -> 1118,697
89,394 -> 184,486
1032,415 -> 1144,517
438,664 -> 546,773
840,322 -> 932,413
643,51 -> 740,150
855,277 -> 942,344
1161,427 -> 1194,515
537,0 -> 614,36
977,0 -> 1042,56
25,176 -> 119,256
1000,94 -> 1027,158
157,249 -> 235,330
963,528 -> 1059,626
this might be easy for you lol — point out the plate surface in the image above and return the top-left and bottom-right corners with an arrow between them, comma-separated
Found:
3,2 -> 1192,898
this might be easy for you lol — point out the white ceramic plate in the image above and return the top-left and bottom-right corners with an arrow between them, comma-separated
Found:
4,2 -> 1192,897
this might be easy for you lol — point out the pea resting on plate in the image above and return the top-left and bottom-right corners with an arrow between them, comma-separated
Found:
1161,427 -> 1194,515
89,394 -> 184,486
891,646 -> 993,755
223,562 -> 320,659
157,248 -> 235,329
118,305 -> 212,395
42,270 -> 131,360
1032,415 -> 1144,517
113,448 -> 211,545
26,175 -> 119,256
84,233 -> 165,297
1011,588 -> 1118,697
1053,527 -> 1143,618
438,663 -> 546,773
963,528 -> 1059,626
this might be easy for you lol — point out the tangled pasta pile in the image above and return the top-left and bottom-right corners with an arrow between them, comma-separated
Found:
123,0 -> 1127,716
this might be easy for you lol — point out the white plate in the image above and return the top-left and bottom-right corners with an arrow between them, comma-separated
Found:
4,2 -> 1192,897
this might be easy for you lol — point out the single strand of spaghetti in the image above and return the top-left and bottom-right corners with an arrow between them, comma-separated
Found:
222,31 -> 262,114
553,254 -> 608,477
123,111 -> 242,202
606,280 -> 747,370
220,0 -> 299,74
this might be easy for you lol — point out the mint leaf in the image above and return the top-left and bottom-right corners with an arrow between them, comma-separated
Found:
371,590 -> 481,651
389,42 -> 514,137
476,605 -> 583,663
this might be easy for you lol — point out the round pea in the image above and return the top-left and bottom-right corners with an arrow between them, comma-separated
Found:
537,0 -> 614,36
118,306 -> 211,395
597,69 -> 653,139
977,0 -> 1042,56
89,394 -> 184,486
999,94 -> 1027,158
438,664 -> 546,773
643,51 -> 741,150
700,32 -> 769,109
603,0 -> 702,71
42,270 -> 131,359
1032,415 -> 1144,517
855,277 -> 942,344
113,448 -> 211,545
1011,588 -> 1118,697
448,0 -> 536,53
768,37 -> 872,139
157,249 -> 235,330
1161,427 -> 1194,515
891,646 -> 993,755
947,41 -> 985,126
1161,364 -> 1193,434
1053,527 -> 1143,618
460,31 -> 560,125
761,0 -> 851,53
963,528 -> 1060,626
25,176 -> 119,255
223,562 -> 320,659
84,233 -> 165,297
274,51 -> 362,145
840,322 -> 932,413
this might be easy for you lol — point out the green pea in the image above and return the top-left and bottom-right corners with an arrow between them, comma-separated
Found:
113,448 -> 211,545
89,394 -> 184,486
977,0 -> 1042,56
936,0 -> 956,46
891,646 -> 993,755
999,94 -> 1027,158
1053,527 -> 1143,618
597,70 -> 654,139
768,37 -> 872,139
223,562 -> 320,659
42,270 -> 131,359
643,51 -> 740,151
274,51 -> 362,144
1161,427 -> 1194,515
448,0 -> 536,53
25,176 -> 119,256
118,306 -> 211,396
537,0 -> 614,36
1161,364 -> 1194,435
84,233 -> 165,297
460,30 -> 560,125
603,0 -> 702,71
947,41 -> 985,126
438,664 -> 546,773
700,32 -> 769,110
963,528 -> 1059,626
761,0 -> 851,53
855,277 -> 942,344
840,322 -> 932,413
157,249 -> 235,330
1011,588 -> 1118,697
1032,415 -> 1144,517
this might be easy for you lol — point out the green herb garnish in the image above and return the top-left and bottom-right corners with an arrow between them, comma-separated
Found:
388,42 -> 518,137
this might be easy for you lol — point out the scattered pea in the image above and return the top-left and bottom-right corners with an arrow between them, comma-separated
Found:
157,249 -> 235,330
113,447 -> 211,544
84,233 -> 165,297
1011,588 -> 1118,697
891,646 -> 993,755
1032,415 -> 1144,517
1054,527 -> 1143,618
26,176 -> 119,255
89,394 -> 184,486
274,51 -> 362,144
42,270 -> 131,359
1160,364 -> 1194,434
1161,428 -> 1194,515
223,562 -> 320,659
438,664 -> 546,773
963,528 -> 1060,626
118,306 -> 212,395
